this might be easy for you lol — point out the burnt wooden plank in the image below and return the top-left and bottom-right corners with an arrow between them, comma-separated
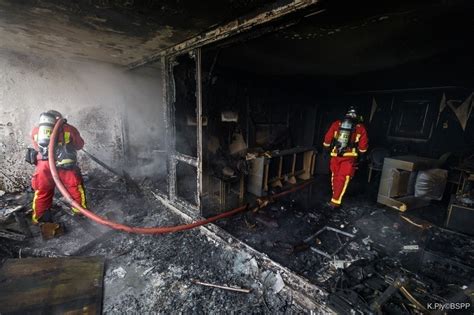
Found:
0,229 -> 26,241
0,256 -> 104,315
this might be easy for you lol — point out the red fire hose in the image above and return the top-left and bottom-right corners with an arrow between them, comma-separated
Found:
48,118 -> 313,234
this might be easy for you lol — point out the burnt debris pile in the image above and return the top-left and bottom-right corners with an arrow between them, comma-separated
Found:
0,170 -> 301,313
217,179 -> 474,314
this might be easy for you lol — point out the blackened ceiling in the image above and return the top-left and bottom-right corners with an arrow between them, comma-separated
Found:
0,0 -> 276,65
214,0 -> 474,80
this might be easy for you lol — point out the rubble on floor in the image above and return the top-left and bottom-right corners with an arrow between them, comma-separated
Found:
2,171 -> 474,313
0,172 -> 303,313
218,176 -> 474,313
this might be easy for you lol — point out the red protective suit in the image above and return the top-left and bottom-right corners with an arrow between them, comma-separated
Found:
31,123 -> 86,223
323,120 -> 369,206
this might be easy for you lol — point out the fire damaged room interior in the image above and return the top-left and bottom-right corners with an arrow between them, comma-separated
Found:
0,0 -> 473,313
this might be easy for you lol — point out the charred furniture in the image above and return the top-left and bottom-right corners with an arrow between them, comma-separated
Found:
367,148 -> 390,183
446,199 -> 474,236
213,173 -> 245,210
377,155 -> 438,211
247,147 -> 316,197
446,171 -> 474,235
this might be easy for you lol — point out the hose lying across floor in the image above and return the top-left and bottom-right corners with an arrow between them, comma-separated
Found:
48,118 -> 313,234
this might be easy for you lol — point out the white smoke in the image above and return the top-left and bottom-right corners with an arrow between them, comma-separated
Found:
0,50 -> 166,191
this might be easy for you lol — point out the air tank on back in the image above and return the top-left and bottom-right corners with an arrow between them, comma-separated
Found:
37,112 -> 56,157
336,118 -> 354,153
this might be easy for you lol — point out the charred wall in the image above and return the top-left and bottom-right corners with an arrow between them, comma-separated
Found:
121,66 -> 167,181
202,62 -> 473,163
0,52 -> 165,192
315,89 -> 474,159
202,68 -> 317,153
198,0 -> 474,163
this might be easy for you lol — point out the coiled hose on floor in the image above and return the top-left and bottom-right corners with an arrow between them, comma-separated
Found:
48,118 -> 312,234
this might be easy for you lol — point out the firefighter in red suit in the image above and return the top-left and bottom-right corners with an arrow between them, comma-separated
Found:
30,110 -> 87,223
323,107 -> 369,208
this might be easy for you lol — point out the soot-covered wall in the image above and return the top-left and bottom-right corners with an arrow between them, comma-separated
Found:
316,89 -> 474,159
202,70 -> 317,152
0,52 -> 165,192
203,66 -> 473,161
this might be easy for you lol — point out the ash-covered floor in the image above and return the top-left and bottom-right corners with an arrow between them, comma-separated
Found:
2,170 -> 474,313
0,172 -> 302,314
218,174 -> 474,313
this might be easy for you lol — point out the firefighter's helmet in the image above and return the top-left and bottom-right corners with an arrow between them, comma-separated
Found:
345,106 -> 357,119
46,110 -> 63,120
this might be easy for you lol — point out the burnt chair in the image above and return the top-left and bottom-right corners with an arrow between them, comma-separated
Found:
367,147 -> 390,183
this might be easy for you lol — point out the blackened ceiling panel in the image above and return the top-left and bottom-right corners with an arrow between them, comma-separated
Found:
0,0 -> 276,64
216,0 -> 474,77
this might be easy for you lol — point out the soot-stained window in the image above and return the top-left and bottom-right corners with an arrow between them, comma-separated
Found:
388,96 -> 436,140
173,53 -> 197,157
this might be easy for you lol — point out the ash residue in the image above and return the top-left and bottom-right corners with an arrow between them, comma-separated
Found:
4,171 -> 300,313
88,230 -> 295,313
218,175 -> 474,313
